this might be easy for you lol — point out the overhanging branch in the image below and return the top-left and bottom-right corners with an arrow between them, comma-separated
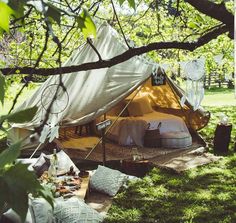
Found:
0,24 -> 229,76
185,0 -> 234,38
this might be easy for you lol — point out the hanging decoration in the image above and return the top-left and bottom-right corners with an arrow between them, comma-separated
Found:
39,84 -> 69,143
180,57 -> 205,110
152,66 -> 166,86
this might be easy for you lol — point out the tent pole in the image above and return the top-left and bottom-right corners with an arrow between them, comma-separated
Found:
84,82 -> 146,160
29,143 -> 44,159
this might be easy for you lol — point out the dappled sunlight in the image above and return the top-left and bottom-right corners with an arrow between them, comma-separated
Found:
106,153 -> 236,222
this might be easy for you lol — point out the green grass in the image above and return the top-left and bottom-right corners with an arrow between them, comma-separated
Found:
105,89 -> 236,223
200,106 -> 236,152
105,156 -> 236,223
202,88 -> 236,106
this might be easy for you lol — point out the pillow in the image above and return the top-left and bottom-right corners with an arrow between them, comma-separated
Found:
46,150 -> 79,174
107,101 -> 129,117
127,95 -> 153,116
54,197 -> 103,223
127,100 -> 143,116
3,208 -> 33,223
138,95 -> 153,114
30,198 -> 53,223
32,153 -> 51,177
90,165 -> 128,196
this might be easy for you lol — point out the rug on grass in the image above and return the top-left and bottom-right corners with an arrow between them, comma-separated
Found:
60,136 -> 221,172
153,147 -> 221,172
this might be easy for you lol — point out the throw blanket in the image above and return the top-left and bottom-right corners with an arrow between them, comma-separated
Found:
110,118 -> 148,147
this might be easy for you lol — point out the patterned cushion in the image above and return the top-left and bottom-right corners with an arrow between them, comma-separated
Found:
3,208 -> 33,223
90,165 -> 127,196
30,198 -> 54,223
54,197 -> 103,223
161,131 -> 192,148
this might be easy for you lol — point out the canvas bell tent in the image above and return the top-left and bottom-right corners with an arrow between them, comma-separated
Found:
8,23 -> 210,149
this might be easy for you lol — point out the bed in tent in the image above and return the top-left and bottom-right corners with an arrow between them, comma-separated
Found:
7,22 -> 210,155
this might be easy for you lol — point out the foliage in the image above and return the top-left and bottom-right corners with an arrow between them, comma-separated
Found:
0,106 -> 53,221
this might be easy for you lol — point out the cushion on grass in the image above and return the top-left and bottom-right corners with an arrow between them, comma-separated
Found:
90,165 -> 127,196
161,131 -> 192,148
2,208 -> 33,223
54,197 -> 103,223
30,198 -> 53,223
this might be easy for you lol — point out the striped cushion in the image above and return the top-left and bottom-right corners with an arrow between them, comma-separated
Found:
161,132 -> 192,148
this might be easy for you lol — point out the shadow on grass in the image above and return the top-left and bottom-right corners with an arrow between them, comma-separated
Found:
105,155 -> 236,223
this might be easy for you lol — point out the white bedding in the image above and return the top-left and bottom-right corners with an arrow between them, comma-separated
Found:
107,111 -> 190,146
135,111 -> 189,133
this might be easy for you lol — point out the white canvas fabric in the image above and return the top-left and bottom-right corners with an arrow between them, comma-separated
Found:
8,23 -> 153,146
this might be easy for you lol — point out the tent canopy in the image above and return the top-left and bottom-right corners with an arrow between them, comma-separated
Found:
8,23 -> 210,147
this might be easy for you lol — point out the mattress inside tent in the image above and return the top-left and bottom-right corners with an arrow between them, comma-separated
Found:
106,111 -> 191,146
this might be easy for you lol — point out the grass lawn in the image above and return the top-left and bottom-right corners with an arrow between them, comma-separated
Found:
105,156 -> 236,223
202,88 -> 236,106
105,88 -> 236,223
104,105 -> 236,223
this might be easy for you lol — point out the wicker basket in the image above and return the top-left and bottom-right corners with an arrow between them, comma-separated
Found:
144,123 -> 161,147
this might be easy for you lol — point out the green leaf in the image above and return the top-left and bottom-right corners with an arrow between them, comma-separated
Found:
2,163 -> 54,222
2,163 -> 45,221
118,0 -> 126,6
8,0 -> 26,19
6,106 -> 38,123
0,71 -> 5,105
77,8 -> 96,39
0,176 -> 9,213
0,141 -> 21,169
188,21 -> 198,29
0,1 -> 15,32
45,2 -> 61,25
38,185 -> 54,208
128,0 -> 136,9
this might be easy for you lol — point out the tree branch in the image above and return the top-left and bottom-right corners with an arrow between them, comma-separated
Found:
87,38 -> 102,61
111,0 -> 131,49
0,24 -> 229,76
185,0 -> 234,38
